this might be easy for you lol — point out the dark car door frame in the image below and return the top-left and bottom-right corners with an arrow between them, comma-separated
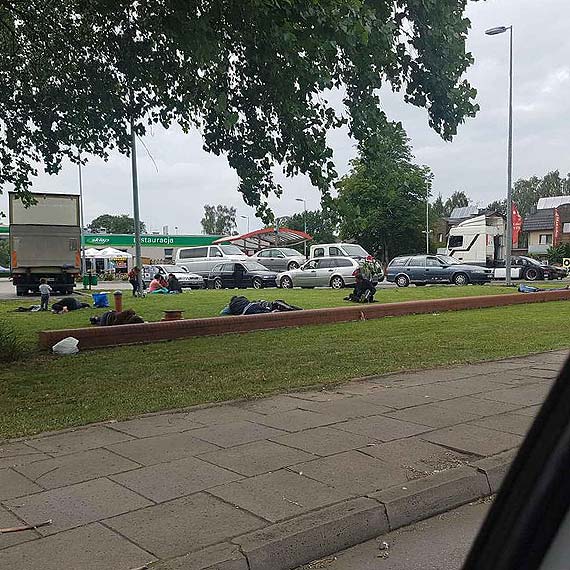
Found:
221,263 -> 235,288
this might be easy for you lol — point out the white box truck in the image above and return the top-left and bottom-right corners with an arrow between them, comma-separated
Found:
9,192 -> 81,296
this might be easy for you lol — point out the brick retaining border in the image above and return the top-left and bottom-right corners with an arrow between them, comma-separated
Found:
39,289 -> 570,350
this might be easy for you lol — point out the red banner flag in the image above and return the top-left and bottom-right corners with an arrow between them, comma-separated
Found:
512,202 -> 523,246
554,207 -> 561,246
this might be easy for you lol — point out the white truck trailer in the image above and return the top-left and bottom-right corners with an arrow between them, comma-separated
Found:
9,192 -> 81,296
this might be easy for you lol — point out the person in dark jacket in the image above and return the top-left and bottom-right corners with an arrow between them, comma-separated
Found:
345,271 -> 376,303
167,273 -> 183,293
52,297 -> 90,313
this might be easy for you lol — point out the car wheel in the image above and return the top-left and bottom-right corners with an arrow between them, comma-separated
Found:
280,276 -> 293,289
213,278 -> 223,290
287,261 -> 299,270
252,277 -> 263,289
395,274 -> 410,288
330,276 -> 345,289
524,267 -> 540,281
453,272 -> 469,286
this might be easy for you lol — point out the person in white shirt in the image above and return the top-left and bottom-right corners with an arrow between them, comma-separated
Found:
39,278 -> 52,311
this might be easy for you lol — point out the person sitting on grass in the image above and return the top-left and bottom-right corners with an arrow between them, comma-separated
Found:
167,273 -> 183,293
148,274 -> 169,294
344,270 -> 377,303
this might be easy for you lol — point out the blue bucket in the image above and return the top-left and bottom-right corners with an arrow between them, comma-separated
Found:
92,292 -> 110,308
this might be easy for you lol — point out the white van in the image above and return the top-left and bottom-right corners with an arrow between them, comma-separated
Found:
309,243 -> 371,260
175,244 -> 249,276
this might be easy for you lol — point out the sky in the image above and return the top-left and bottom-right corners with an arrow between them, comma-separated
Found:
1,0 -> 569,235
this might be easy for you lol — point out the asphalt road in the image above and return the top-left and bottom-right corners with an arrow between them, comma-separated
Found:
299,500 -> 491,570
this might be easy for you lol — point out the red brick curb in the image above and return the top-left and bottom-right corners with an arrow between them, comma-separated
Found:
39,289 -> 570,350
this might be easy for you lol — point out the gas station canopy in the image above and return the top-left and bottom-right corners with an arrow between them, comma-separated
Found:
213,227 -> 312,253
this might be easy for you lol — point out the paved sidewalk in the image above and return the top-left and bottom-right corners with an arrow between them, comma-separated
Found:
0,350 -> 566,570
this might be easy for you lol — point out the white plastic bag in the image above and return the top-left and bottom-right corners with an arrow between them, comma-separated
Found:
52,337 -> 79,355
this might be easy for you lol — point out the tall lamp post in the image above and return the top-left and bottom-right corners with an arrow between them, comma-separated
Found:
240,215 -> 250,233
486,24 -> 514,286
295,198 -> 307,258
77,157 -> 87,276
130,121 -> 143,293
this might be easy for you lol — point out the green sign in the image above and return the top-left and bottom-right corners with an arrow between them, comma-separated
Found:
0,225 -> 8,234
83,234 -> 221,247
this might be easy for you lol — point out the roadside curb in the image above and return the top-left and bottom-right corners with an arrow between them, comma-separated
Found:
151,460 -> 514,570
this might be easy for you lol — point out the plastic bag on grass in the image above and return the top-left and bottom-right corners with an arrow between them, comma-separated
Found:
52,337 -> 79,355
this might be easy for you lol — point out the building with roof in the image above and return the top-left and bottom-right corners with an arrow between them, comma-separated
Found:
522,203 -> 570,255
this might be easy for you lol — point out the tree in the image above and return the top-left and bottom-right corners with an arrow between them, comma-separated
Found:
486,199 -> 507,217
512,171 -> 570,217
0,2 -> 479,219
87,214 -> 146,234
0,240 -> 9,266
431,194 -> 446,219
201,205 -> 237,235
444,191 -> 470,216
336,120 -> 432,264
283,210 -> 337,245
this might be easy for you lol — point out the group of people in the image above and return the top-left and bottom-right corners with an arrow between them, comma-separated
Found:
127,267 -> 183,296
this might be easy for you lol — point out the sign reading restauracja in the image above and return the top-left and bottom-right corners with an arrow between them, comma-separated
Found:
83,234 -> 222,247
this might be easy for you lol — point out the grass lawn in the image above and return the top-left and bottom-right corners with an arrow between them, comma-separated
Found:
1,297 -> 569,438
0,283 -> 537,350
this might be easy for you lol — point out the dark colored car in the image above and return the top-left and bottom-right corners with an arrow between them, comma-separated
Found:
206,261 -> 278,289
504,256 -> 567,281
387,254 -> 492,287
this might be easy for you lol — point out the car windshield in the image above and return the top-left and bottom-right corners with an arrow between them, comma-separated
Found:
219,245 -> 244,255
280,248 -> 301,257
342,244 -> 369,257
437,255 -> 460,265
243,262 -> 270,272
522,256 -> 542,266
161,265 -> 186,273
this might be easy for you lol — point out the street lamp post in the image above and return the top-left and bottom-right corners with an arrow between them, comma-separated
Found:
77,157 -> 87,276
295,198 -> 307,258
486,25 -> 514,286
130,121 -> 143,294
240,215 -> 250,233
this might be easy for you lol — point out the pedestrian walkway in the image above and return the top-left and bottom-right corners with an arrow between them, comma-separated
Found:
0,350 -> 565,570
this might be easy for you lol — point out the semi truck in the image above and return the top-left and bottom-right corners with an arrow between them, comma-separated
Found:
9,192 -> 81,296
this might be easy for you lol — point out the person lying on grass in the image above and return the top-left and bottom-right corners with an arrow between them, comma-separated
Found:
90,308 -> 144,326
52,297 -> 90,313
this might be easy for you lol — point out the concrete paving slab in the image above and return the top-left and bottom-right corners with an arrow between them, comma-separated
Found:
296,397 -> 391,420
362,386 -> 447,409
416,377 -> 502,400
199,440 -> 316,477
107,432 -> 219,465
473,449 -> 518,493
381,367 -> 481,387
334,416 -> 431,442
0,504 -> 41,550
477,370 -> 546,386
421,424 -> 523,457
190,421 -> 286,448
0,523 -> 155,570
334,382 -> 388,396
270,427 -> 378,457
234,498 -> 388,570
385,402 -> 480,428
0,468 -> 42,500
253,409 -> 339,432
0,443 -> 48,469
523,368 -> 558,379
14,448 -> 140,489
109,413 -> 204,438
236,395 -> 306,415
432,395 -> 522,417
156,542 -> 248,570
513,405 -> 542,417
105,493 -> 266,559
184,405 -> 268,426
25,426 -> 133,456
208,469 -> 352,523
4,478 -> 152,535
469,412 -> 534,436
360,438 -> 472,480
477,383 -> 551,406
110,456 -> 242,502
288,390 -> 353,402
289,451 -> 404,495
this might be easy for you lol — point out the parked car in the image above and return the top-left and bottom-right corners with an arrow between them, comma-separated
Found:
205,261 -> 277,289
500,256 -> 567,281
309,242 -> 371,260
142,264 -> 204,289
386,254 -> 492,287
175,244 -> 248,276
252,247 -> 306,272
277,257 -> 361,289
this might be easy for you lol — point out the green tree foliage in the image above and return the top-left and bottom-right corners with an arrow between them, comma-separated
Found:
201,205 -> 237,235
431,194 -> 446,219
283,210 -> 337,244
0,239 -> 9,266
545,243 -> 570,265
88,214 -> 146,234
443,191 -> 470,215
0,1 -> 478,218
336,120 -> 432,263
512,171 -> 570,217
486,199 -> 507,216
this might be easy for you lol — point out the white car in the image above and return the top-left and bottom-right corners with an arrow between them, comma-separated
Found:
277,257 -> 361,289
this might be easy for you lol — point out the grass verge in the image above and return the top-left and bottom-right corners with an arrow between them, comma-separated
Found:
1,300 -> 568,438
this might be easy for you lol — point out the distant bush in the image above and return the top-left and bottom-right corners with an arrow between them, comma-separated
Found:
0,321 -> 26,363
546,244 -> 570,265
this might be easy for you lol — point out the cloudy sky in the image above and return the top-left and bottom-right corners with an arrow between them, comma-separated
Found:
1,0 -> 569,235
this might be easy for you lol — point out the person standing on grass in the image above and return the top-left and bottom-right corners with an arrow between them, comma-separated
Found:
128,266 -> 141,297
39,278 -> 52,311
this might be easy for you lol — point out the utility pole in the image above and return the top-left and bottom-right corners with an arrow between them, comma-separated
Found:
77,156 -> 87,275
295,198 -> 307,258
130,121 -> 143,293
425,195 -> 430,254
